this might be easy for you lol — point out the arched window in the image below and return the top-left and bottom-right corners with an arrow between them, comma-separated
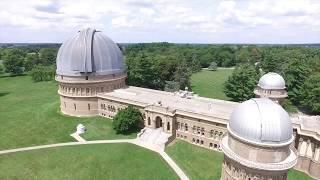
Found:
167,122 -> 170,131
193,126 -> 196,134
210,130 -> 214,138
201,127 -> 205,136
197,127 -> 201,134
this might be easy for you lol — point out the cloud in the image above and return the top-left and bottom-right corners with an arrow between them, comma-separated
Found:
0,0 -> 319,43
35,1 -> 61,14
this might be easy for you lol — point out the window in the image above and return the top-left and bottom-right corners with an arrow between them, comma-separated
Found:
148,117 -> 151,125
214,144 -> 218,149
197,127 -> 201,134
193,126 -> 196,134
209,143 -> 213,148
196,139 -> 199,144
181,123 -> 184,131
200,140 -> 204,145
85,76 -> 88,80
185,123 -> 188,132
88,103 -> 90,110
201,127 -> 205,136
74,103 -> 76,110
167,122 -> 170,131
210,130 -> 214,138
192,138 -> 195,143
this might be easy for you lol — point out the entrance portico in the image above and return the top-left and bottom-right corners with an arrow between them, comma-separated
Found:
155,116 -> 163,128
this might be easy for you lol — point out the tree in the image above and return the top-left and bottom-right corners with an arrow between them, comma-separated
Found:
174,59 -> 191,89
30,65 -> 55,82
301,74 -> 320,114
164,81 -> 180,92
224,65 -> 259,102
283,60 -> 311,104
112,106 -> 142,134
208,61 -> 217,71
126,52 -> 158,89
24,53 -> 39,71
261,52 -> 278,72
39,48 -> 58,66
0,63 -> 4,74
3,48 -> 26,74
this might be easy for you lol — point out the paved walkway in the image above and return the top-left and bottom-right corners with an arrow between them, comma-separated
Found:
0,139 -> 189,180
70,133 -> 86,142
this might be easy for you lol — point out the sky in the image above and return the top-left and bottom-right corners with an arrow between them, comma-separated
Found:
0,0 -> 319,44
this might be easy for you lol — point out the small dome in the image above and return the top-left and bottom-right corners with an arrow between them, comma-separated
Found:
229,98 -> 293,145
56,28 -> 124,76
258,72 -> 286,89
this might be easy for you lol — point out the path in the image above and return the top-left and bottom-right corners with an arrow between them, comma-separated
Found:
202,67 -> 235,70
0,139 -> 189,180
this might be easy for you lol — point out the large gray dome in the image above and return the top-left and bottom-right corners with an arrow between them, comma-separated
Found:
229,98 -> 293,145
258,72 -> 286,90
56,28 -> 124,76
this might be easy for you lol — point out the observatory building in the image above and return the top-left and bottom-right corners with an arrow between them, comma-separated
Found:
254,72 -> 288,104
55,28 -> 126,116
220,98 -> 297,179
56,28 -> 320,179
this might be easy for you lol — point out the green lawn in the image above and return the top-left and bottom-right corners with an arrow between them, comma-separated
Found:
166,140 -> 312,180
190,69 -> 233,100
0,143 -> 178,180
0,75 -> 136,150
288,170 -> 313,180
166,140 -> 224,180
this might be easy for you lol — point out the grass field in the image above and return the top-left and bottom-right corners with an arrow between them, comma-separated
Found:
166,140 -> 312,180
190,69 -> 233,100
0,75 -> 136,150
0,143 -> 178,180
166,140 -> 224,180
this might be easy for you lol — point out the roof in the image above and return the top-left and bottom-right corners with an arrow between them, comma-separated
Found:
98,86 -> 238,121
258,72 -> 286,90
229,98 -> 293,146
56,28 -> 124,76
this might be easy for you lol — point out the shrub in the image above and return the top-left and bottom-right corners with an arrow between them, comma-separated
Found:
112,106 -> 142,134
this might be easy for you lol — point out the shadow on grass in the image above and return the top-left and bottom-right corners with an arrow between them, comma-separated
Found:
0,92 -> 10,97
0,73 -> 27,78
116,127 -> 141,136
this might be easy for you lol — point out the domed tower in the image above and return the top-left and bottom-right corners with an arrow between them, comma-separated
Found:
55,28 -> 126,117
254,72 -> 288,104
220,98 -> 297,180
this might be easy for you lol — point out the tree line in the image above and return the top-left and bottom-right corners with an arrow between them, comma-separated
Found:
223,47 -> 320,114
1,43 -> 319,114
0,48 -> 57,81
